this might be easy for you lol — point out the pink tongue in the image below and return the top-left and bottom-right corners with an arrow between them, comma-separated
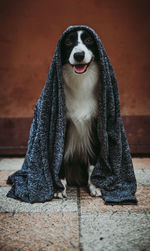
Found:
74,64 -> 87,74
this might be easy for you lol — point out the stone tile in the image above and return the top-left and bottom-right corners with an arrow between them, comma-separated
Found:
0,187 -> 78,213
80,186 -> 150,213
80,212 -> 150,251
0,158 -> 24,171
133,158 -> 150,169
134,169 -> 150,185
0,212 -> 79,250
0,171 -> 14,187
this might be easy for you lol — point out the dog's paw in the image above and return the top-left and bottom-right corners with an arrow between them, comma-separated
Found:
54,179 -> 67,199
89,183 -> 101,197
54,190 -> 67,199
88,165 -> 101,197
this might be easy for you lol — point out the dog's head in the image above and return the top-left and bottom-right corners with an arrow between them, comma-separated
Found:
61,29 -> 98,74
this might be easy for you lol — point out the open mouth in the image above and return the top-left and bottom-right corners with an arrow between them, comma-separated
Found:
71,58 -> 94,74
73,64 -> 88,74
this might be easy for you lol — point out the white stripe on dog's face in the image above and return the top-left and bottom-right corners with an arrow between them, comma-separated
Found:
69,31 -> 93,65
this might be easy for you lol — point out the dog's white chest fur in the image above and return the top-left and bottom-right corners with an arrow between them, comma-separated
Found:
63,61 -> 99,161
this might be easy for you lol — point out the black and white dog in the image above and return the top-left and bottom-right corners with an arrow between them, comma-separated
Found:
54,29 -> 101,198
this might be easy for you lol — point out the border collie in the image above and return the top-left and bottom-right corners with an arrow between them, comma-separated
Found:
54,29 -> 101,198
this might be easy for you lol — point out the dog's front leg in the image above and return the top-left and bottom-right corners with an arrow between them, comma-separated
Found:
88,164 -> 101,197
54,179 -> 67,199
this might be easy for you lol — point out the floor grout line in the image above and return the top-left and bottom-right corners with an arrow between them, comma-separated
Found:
77,187 -> 84,251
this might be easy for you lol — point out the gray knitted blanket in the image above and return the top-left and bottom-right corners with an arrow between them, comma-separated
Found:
7,25 -> 137,204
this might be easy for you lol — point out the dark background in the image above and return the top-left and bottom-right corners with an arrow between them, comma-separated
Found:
0,0 -> 150,154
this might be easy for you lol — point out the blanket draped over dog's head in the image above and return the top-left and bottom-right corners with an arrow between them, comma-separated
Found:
7,25 -> 137,204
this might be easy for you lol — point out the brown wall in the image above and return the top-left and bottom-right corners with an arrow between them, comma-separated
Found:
0,0 -> 150,118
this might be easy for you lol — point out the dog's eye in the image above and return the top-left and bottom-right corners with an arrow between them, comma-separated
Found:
65,38 -> 73,46
84,37 -> 93,45
64,34 -> 75,46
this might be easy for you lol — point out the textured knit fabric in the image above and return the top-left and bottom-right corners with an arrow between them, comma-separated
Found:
7,25 -> 137,204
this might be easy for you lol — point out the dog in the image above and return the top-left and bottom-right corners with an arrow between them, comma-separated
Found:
54,29 -> 101,198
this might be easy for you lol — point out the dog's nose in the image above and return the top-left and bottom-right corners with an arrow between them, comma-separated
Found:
74,51 -> 85,62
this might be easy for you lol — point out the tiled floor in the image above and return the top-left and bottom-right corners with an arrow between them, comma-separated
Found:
0,158 -> 150,250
